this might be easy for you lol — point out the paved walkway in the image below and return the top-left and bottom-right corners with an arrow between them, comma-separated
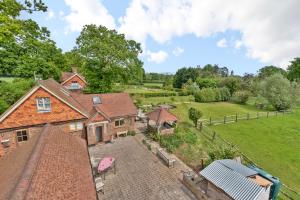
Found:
89,136 -> 196,200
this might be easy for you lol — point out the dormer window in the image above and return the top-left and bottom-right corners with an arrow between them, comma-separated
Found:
36,97 -> 51,112
92,96 -> 101,105
70,81 -> 80,89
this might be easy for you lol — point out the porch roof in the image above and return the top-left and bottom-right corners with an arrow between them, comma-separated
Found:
147,107 -> 178,125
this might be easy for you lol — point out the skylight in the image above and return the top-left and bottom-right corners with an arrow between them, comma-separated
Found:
92,96 -> 101,105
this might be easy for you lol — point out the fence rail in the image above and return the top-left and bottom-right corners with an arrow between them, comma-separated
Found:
198,124 -> 300,200
199,110 -> 293,126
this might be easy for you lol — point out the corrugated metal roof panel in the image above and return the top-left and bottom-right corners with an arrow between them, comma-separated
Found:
200,160 -> 263,200
219,159 -> 258,177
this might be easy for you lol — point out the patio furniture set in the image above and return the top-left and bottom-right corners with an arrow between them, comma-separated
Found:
95,156 -> 116,194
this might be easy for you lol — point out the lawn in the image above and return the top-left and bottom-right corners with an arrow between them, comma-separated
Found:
0,77 -> 15,83
212,111 -> 300,192
139,95 -> 194,105
171,102 -> 261,125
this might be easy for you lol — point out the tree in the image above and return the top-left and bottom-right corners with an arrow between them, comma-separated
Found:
258,65 -> 287,79
173,67 -> 201,88
188,107 -> 203,127
196,77 -> 218,89
182,79 -> 199,95
259,74 -> 294,110
0,0 -> 66,80
219,77 -> 241,96
75,25 -> 143,93
287,58 -> 300,81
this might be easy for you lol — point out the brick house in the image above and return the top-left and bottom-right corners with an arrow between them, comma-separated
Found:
0,78 -> 137,157
61,71 -> 87,90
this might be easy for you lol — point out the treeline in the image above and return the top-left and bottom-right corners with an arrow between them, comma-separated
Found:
172,62 -> 300,111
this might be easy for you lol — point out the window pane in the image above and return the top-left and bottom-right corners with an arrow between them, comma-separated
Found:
77,122 -> 83,130
17,137 -> 22,142
120,119 -> 125,125
70,123 -> 76,131
115,121 -> 119,126
17,132 -> 22,137
23,135 -> 28,141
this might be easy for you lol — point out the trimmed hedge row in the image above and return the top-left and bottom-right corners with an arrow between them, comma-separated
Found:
130,91 -> 177,98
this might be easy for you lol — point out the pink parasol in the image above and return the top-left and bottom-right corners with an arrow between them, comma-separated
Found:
98,156 -> 115,173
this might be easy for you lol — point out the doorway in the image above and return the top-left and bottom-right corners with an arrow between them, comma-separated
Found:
95,126 -> 103,142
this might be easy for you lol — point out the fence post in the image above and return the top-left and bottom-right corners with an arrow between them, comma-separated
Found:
224,116 -> 226,124
236,114 -> 238,122
212,131 -> 216,141
199,122 -> 203,131
267,112 -> 269,118
247,113 -> 250,120
210,117 -> 212,125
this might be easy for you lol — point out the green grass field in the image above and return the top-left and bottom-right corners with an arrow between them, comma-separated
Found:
0,77 -> 15,83
212,111 -> 300,192
139,95 -> 194,105
171,102 -> 261,125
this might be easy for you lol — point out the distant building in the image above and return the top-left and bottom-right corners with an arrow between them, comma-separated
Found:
61,71 -> 86,90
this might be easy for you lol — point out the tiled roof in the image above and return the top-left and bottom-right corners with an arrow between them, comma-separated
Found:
10,124 -> 97,200
61,72 -> 75,82
0,128 -> 42,200
200,160 -> 264,200
61,72 -> 86,83
147,107 -> 178,124
39,79 -> 89,117
72,92 -> 137,119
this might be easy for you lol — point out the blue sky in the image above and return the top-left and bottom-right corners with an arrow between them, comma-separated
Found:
21,0 -> 300,75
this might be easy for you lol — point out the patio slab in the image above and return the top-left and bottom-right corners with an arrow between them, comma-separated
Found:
89,136 -> 196,200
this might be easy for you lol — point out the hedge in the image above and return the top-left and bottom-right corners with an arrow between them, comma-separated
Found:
194,87 -> 230,102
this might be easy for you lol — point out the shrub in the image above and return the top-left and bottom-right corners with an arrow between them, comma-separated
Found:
183,131 -> 197,145
194,88 -> 217,102
196,78 -> 218,89
188,107 -> 203,127
218,87 -> 231,101
205,145 -> 238,167
159,133 -> 183,153
259,74 -> 294,110
232,90 -> 251,104
128,131 -> 136,136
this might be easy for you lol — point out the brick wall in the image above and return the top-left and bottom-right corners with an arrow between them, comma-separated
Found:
87,116 -> 135,145
62,75 -> 86,89
0,87 -> 86,130
0,126 -> 43,157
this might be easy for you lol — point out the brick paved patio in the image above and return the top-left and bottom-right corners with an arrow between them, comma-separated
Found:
89,136 -> 196,200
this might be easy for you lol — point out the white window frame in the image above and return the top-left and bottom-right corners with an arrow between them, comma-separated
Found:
70,81 -> 80,89
36,97 -> 51,112
115,118 -> 125,127
70,122 -> 83,131
16,129 -> 29,142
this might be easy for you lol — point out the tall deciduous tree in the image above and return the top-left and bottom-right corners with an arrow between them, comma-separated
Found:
0,0 -> 66,80
173,67 -> 201,88
258,65 -> 287,79
75,25 -> 143,93
287,58 -> 300,81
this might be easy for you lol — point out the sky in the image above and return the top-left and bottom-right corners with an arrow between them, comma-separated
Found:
21,0 -> 300,75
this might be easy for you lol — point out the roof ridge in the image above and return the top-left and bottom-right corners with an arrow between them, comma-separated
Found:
9,124 -> 51,200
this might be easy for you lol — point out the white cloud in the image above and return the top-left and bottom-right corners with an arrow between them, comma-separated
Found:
46,9 -> 55,20
59,11 -> 65,17
147,50 -> 168,63
64,0 -> 116,33
234,40 -> 243,49
172,47 -> 184,56
119,0 -> 300,67
217,38 -> 227,48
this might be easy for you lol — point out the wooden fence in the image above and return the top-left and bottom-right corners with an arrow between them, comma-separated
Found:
198,124 -> 300,200
199,110 -> 293,126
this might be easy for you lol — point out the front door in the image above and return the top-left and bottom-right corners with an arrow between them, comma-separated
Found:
95,126 -> 103,142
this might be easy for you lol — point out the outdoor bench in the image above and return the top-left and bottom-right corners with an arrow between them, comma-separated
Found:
157,147 -> 176,168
